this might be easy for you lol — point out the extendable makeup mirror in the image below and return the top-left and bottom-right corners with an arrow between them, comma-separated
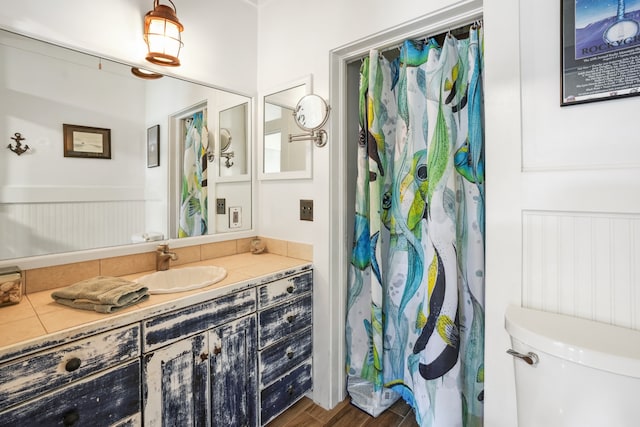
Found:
289,94 -> 330,147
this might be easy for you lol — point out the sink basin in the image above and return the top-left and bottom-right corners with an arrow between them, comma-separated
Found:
135,266 -> 227,294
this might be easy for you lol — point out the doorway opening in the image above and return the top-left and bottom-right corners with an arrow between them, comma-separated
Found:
324,3 -> 483,410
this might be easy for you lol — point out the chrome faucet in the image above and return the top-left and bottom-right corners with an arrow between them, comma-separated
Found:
156,244 -> 178,271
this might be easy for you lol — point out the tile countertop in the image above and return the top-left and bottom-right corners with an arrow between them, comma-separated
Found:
0,253 -> 312,364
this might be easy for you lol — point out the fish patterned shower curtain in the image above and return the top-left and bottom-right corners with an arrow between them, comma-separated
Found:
179,109 -> 208,237
346,26 -> 485,427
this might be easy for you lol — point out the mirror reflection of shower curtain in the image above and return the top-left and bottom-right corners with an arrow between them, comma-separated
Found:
179,109 -> 208,237
346,26 -> 485,426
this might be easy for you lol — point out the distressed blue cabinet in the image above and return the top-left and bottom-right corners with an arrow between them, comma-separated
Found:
210,315 -> 258,427
142,333 -> 209,425
257,271 -> 313,425
0,267 -> 312,427
0,360 -> 141,426
0,325 -> 141,426
142,290 -> 258,426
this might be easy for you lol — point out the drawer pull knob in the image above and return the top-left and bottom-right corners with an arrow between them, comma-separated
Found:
286,351 -> 294,359
286,286 -> 295,294
213,346 -> 222,356
65,357 -> 82,372
286,314 -> 297,323
287,385 -> 294,396
200,352 -> 209,361
62,409 -> 80,426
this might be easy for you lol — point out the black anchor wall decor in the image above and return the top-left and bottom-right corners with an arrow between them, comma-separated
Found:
7,132 -> 30,156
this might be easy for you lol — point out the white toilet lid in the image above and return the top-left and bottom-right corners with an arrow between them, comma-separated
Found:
505,305 -> 640,378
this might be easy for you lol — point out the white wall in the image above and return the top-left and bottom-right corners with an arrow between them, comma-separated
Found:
0,31 -> 148,259
0,34 -> 146,191
0,0 -> 258,95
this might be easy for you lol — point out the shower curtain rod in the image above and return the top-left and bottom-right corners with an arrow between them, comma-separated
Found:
352,18 -> 482,63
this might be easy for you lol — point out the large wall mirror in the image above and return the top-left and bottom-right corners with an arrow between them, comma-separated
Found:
260,76 -> 312,180
0,29 -> 252,261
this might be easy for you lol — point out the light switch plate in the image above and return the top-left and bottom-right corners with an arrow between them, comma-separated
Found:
229,207 -> 241,228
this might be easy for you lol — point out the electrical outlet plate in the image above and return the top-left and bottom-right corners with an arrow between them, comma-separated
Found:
300,199 -> 313,221
229,207 -> 241,228
216,198 -> 225,215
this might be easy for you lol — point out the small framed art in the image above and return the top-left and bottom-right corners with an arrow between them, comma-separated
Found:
63,124 -> 111,159
561,0 -> 640,106
147,124 -> 160,168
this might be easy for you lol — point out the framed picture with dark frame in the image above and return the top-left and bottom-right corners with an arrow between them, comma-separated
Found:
147,124 -> 160,168
561,0 -> 640,106
63,124 -> 111,159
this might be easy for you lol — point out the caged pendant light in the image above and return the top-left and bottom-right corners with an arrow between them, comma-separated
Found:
143,0 -> 184,67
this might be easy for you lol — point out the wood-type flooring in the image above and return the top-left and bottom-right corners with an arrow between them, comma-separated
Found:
267,396 -> 420,427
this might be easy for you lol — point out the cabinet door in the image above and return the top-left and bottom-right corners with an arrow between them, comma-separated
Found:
143,333 -> 209,427
210,315 -> 257,427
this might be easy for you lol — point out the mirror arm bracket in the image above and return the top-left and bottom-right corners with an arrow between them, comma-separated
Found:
206,150 -> 215,162
288,130 -> 327,147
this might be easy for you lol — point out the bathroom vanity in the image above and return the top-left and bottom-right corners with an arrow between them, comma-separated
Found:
0,255 -> 312,426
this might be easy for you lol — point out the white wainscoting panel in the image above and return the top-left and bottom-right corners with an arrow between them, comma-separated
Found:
0,201 -> 146,259
523,210 -> 640,330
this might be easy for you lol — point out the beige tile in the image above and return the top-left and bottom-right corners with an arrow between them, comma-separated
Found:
202,269 -> 253,288
38,304 -> 139,333
236,237 -> 257,254
219,252 -> 272,271
214,253 -> 307,277
287,242 -> 313,261
265,255 -> 312,270
100,252 -> 155,277
0,316 -> 45,348
234,261 -> 293,278
27,288 -> 66,316
25,261 -> 100,293
0,298 -> 36,325
208,253 -> 262,270
261,237 -> 287,256
172,245 -> 201,266
201,240 -> 237,260
132,291 -> 181,308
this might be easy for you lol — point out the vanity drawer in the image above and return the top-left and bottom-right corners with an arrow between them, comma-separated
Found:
260,361 -> 312,425
0,324 -> 140,410
143,288 -> 256,352
258,271 -> 312,309
258,293 -> 312,349
259,326 -> 312,387
0,359 -> 140,427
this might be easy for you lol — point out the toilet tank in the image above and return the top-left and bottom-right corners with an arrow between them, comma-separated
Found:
505,305 -> 640,427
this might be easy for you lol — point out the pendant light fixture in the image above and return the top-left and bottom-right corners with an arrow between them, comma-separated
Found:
143,0 -> 183,67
